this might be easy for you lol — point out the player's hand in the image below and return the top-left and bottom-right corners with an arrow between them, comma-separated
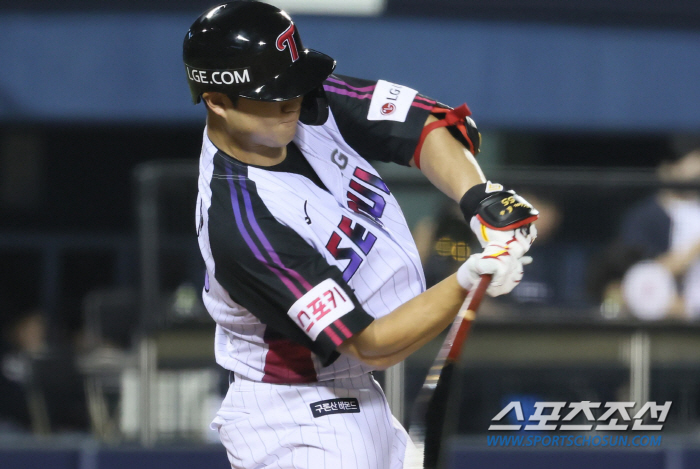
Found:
459,181 -> 539,258
457,243 -> 533,297
470,218 -> 537,259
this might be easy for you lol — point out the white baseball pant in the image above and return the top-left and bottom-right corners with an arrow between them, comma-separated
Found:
211,372 -> 420,469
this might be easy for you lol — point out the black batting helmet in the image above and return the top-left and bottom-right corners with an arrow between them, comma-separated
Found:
183,1 -> 336,121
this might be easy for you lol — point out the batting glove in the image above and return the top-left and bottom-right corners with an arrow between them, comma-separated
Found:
459,182 -> 539,259
457,243 -> 533,297
470,217 -> 538,259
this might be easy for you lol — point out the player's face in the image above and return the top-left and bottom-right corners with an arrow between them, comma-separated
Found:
225,96 -> 303,149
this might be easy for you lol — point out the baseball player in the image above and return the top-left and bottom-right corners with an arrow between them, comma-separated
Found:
183,2 -> 538,468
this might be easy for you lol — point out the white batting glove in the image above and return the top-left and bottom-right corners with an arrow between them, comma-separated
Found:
470,217 -> 537,259
457,243 -> 533,297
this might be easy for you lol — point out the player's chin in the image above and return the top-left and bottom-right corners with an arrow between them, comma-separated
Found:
262,132 -> 295,149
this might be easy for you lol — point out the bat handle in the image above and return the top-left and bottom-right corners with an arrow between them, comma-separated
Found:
465,273 -> 492,313
445,274 -> 492,362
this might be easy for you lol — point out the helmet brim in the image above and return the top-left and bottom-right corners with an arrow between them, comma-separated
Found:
238,49 -> 336,102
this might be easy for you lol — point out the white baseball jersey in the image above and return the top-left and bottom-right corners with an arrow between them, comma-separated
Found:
196,75 -> 457,469
196,75 -> 441,384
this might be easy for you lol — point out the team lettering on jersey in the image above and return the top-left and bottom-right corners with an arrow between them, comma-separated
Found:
347,167 -> 390,218
325,167 -> 390,281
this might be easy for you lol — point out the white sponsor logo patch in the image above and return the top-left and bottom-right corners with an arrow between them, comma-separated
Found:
186,66 -> 251,85
288,279 -> 354,341
367,80 -> 418,122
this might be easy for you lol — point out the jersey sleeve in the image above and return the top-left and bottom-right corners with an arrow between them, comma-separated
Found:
323,74 -> 436,166
207,155 -> 374,365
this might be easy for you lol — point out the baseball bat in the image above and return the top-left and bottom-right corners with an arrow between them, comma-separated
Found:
406,274 -> 492,469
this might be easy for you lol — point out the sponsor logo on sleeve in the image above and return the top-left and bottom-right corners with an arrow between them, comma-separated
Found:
287,278 -> 354,341
367,80 -> 418,122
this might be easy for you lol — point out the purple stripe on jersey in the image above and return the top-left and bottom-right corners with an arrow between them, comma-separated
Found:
225,164 -> 305,299
239,177 -> 314,292
323,85 -> 373,100
325,76 -> 377,93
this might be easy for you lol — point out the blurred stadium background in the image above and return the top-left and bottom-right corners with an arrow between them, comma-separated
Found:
1,0 -> 700,468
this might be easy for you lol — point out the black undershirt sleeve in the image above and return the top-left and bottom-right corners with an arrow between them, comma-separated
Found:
322,74 -> 437,166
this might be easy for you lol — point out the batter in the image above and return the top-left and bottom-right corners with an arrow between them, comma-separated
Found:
183,2 -> 538,467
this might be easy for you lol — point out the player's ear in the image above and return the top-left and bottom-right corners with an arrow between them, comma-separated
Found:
201,92 -> 231,118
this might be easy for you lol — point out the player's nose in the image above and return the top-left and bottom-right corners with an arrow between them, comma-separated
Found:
280,97 -> 303,114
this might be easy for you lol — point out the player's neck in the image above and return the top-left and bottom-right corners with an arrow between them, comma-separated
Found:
207,123 -> 287,167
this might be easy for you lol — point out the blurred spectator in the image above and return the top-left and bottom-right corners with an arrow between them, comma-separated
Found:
483,191 -> 592,310
1,304 -> 89,434
588,147 -> 700,319
413,201 -> 476,288
502,192 -> 566,305
0,303 -> 42,432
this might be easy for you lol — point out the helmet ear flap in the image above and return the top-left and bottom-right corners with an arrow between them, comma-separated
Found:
299,86 -> 329,126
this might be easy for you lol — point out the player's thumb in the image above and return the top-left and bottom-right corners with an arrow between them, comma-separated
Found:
520,256 -> 533,266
